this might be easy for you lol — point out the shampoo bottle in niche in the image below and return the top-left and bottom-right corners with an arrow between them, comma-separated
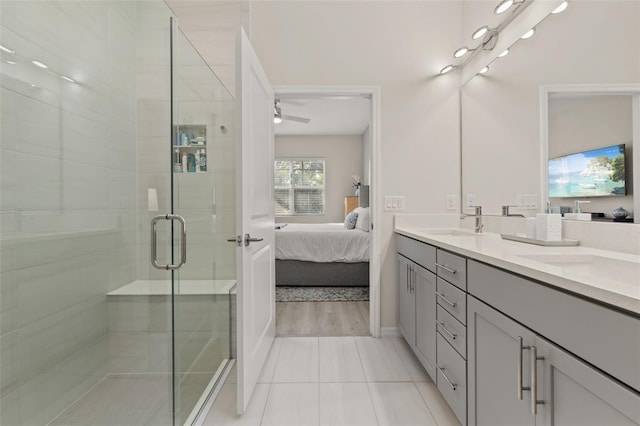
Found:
199,149 -> 206,172
188,153 -> 196,172
182,153 -> 188,173
173,149 -> 182,173
194,150 -> 201,172
180,132 -> 189,146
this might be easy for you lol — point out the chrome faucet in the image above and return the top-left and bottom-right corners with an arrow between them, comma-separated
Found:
461,205 -> 484,233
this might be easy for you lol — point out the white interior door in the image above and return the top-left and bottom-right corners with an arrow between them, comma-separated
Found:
236,28 -> 276,414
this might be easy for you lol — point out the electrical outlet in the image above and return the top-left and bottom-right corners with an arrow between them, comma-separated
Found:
517,194 -> 538,209
446,194 -> 456,211
466,194 -> 477,208
384,196 -> 406,211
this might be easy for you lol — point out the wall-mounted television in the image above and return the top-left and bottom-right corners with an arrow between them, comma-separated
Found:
548,144 -> 626,198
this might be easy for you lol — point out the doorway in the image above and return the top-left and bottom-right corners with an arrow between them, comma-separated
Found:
272,86 -> 381,338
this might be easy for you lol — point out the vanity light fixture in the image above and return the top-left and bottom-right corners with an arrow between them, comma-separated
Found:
440,64 -> 457,74
495,0 -> 524,15
498,49 -> 510,58
551,1 -> 569,14
0,45 -> 15,54
32,60 -> 48,69
472,25 -> 490,40
521,28 -> 536,39
61,75 -> 76,83
454,47 -> 472,58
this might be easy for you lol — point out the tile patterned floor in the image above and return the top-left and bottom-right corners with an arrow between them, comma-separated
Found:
202,336 -> 461,426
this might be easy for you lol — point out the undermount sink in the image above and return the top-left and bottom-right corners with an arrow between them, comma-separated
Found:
516,254 -> 640,282
421,228 -> 481,237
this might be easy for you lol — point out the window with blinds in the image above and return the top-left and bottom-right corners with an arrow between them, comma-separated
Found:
274,159 -> 325,215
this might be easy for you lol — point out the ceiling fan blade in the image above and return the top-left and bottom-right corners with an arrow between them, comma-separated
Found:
282,114 -> 311,124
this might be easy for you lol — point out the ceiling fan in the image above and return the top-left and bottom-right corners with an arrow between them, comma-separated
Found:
274,99 -> 311,124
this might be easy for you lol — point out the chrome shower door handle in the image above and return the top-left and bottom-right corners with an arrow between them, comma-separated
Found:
151,214 -> 187,270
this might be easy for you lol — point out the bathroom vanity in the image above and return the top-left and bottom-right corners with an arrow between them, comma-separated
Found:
395,226 -> 640,426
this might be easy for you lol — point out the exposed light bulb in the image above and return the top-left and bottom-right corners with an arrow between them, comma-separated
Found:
440,64 -> 455,74
495,0 -> 514,15
62,75 -> 76,83
521,28 -> 536,39
551,1 -> 568,14
0,45 -> 15,54
498,49 -> 510,58
274,116 -> 282,124
453,47 -> 469,58
6,60 -> 16,65
479,66 -> 490,74
30,84 -> 37,88
472,25 -> 489,40
32,60 -> 48,69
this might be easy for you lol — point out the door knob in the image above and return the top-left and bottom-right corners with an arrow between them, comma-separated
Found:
244,234 -> 263,246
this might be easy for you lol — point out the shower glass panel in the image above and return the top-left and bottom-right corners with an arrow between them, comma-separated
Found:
170,22 -> 235,425
0,1 -> 235,425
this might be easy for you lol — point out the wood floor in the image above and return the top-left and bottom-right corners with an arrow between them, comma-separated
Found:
276,301 -> 370,336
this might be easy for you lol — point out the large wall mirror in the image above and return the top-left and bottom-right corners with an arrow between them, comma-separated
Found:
460,0 -> 640,224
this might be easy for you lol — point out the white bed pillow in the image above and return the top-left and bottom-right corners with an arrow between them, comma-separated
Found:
355,207 -> 370,232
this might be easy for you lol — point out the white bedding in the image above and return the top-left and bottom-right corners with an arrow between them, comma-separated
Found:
275,223 -> 370,263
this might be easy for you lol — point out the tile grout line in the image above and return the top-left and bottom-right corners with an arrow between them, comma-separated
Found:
354,336 -> 382,426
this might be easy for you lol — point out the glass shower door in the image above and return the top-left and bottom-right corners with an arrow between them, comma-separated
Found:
170,21 -> 236,425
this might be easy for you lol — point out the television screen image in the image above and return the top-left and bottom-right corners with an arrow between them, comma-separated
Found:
548,144 -> 626,198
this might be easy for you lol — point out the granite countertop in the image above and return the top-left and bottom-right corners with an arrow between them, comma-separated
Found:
395,226 -> 640,316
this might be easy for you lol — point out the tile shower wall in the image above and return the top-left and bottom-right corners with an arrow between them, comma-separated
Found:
0,1 -> 138,424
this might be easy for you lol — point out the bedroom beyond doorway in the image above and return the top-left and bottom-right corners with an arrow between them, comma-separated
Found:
272,87 -> 377,338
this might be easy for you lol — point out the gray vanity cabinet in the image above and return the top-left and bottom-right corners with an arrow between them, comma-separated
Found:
535,337 -> 640,426
396,235 -> 438,380
468,288 -> 640,426
468,295 -> 536,426
415,264 -> 437,378
397,254 -> 415,345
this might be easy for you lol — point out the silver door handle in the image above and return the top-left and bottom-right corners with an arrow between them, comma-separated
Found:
436,263 -> 457,274
244,233 -> 263,247
151,214 -> 187,270
437,366 -> 457,391
406,264 -> 409,292
435,291 -> 457,308
435,320 -> 457,340
530,346 -> 545,415
517,336 -> 530,400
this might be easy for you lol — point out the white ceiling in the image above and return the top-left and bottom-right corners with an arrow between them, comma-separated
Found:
275,96 -> 371,136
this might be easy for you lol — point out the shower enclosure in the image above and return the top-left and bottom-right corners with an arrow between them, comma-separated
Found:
0,1 -> 236,424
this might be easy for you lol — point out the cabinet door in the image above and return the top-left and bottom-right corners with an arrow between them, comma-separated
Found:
397,254 -> 415,346
468,296 -> 536,426
535,337 -> 640,426
415,264 -> 437,379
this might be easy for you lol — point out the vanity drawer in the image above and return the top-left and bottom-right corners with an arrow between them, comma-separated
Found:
436,333 -> 467,425
436,249 -> 467,290
436,304 -> 466,359
396,234 -> 436,273
436,278 -> 467,325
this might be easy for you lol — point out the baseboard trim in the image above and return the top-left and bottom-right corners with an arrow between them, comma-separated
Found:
380,326 -> 400,337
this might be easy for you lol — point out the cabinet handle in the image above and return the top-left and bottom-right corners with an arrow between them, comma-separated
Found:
435,291 -> 457,308
517,336 -> 530,400
435,320 -> 457,340
530,346 -> 545,415
406,264 -> 410,292
437,366 -> 457,391
411,265 -> 415,293
436,263 -> 457,275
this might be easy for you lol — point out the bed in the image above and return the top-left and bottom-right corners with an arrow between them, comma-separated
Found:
275,223 -> 370,286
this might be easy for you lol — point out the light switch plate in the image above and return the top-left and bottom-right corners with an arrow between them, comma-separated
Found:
517,194 -> 538,209
384,196 -> 406,211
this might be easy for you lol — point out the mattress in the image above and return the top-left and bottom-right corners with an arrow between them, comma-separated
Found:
275,223 -> 370,263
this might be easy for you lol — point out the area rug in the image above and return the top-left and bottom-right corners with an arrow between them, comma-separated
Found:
276,286 -> 369,302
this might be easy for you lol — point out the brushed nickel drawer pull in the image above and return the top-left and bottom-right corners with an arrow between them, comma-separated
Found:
437,366 -> 457,391
435,291 -> 457,308
436,263 -> 457,274
435,320 -> 457,340
517,336 -> 530,400
530,346 -> 545,415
